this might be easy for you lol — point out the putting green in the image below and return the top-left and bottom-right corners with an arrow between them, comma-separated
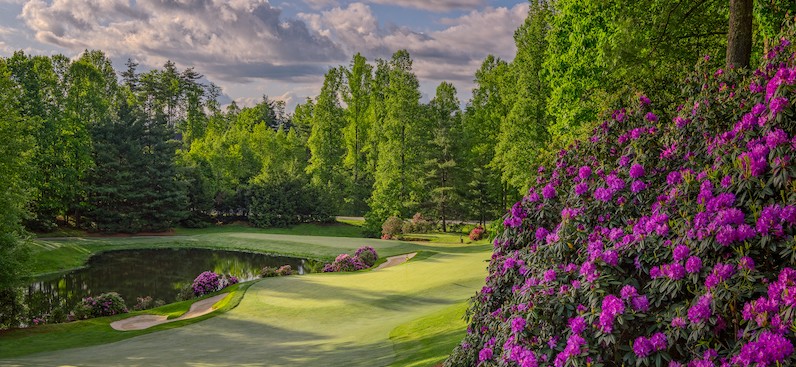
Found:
2,246 -> 489,366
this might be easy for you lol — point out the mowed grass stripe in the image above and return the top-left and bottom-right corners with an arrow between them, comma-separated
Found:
3,248 -> 488,366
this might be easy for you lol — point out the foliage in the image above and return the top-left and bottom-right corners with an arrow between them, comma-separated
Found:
132,296 -> 165,311
192,271 -> 220,296
468,226 -> 485,241
446,36 -> 796,367
354,246 -> 379,268
260,267 -> 279,278
323,245 -> 380,272
73,292 -> 128,319
382,216 -> 404,238
247,177 -> 335,228
323,253 -> 367,272
276,265 -> 293,276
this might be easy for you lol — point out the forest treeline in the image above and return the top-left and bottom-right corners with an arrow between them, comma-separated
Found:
0,1 -> 791,253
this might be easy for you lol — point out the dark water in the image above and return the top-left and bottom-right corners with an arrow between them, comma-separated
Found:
25,248 -> 313,320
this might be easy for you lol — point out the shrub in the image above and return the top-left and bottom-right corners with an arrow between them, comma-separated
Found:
401,221 -> 415,234
133,296 -> 153,311
276,265 -> 293,276
354,246 -> 379,267
468,225 -> 485,241
446,35 -> 796,367
323,254 -> 367,272
411,212 -> 432,233
260,266 -> 278,278
73,292 -> 128,319
382,216 -> 403,238
192,271 -> 220,296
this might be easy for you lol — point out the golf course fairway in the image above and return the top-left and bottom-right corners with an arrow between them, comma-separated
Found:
0,239 -> 490,366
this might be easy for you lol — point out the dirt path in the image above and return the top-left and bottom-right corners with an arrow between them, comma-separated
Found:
110,293 -> 229,331
376,252 -> 417,270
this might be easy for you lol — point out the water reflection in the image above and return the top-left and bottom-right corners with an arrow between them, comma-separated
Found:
25,248 -> 311,319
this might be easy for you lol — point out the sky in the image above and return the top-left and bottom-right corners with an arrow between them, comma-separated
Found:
0,0 -> 529,112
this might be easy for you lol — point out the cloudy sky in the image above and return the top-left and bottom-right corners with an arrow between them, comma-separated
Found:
0,0 -> 528,111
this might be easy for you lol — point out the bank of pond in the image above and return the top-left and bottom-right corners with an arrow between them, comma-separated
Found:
20,248 -> 319,326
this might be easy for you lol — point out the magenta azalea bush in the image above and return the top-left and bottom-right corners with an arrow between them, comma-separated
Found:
323,253 -> 367,272
192,271 -> 220,296
323,246 -> 379,272
354,246 -> 379,267
471,225 -> 486,241
192,271 -> 238,296
445,36 -> 796,367
72,292 -> 128,319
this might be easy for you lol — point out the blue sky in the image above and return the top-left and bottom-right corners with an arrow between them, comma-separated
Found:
0,0 -> 528,111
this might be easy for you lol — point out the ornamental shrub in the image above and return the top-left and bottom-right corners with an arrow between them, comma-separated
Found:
382,216 -> 403,238
323,253 -> 367,272
469,225 -> 486,241
73,292 -> 128,319
446,34 -> 796,367
276,265 -> 293,276
260,266 -> 278,277
192,271 -> 220,296
354,246 -> 379,267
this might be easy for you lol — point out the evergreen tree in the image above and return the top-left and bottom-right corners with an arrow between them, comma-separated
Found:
342,53 -> 374,215
306,67 -> 347,208
366,50 -> 424,233
423,82 -> 463,232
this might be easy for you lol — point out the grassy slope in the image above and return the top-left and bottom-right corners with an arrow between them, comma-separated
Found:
0,282 -> 252,359
1,245 -> 489,366
4,223 -> 489,366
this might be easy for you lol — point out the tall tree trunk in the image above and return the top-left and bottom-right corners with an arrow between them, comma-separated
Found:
726,0 -> 753,69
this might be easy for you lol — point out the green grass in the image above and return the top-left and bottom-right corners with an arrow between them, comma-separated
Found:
388,302 -> 470,367
0,282 -> 253,359
2,239 -> 490,366
173,221 -> 366,238
5,223 -> 491,366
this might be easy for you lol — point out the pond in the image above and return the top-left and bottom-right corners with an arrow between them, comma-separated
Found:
25,248 -> 316,321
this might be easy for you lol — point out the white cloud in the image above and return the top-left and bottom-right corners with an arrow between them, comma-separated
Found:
300,2 -> 528,83
20,0 -> 346,82
14,0 -> 528,107
365,0 -> 485,12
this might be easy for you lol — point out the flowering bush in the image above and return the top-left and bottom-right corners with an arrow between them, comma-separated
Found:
446,34 -> 796,367
354,246 -> 379,267
260,266 -> 278,277
470,225 -> 486,241
192,271 -> 221,296
73,292 -> 128,319
323,253 -> 367,272
276,265 -> 293,276
382,216 -> 403,238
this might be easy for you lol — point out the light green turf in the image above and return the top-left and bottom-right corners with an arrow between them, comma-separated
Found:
26,225 -> 487,276
1,243 -> 489,366
388,302 -> 470,367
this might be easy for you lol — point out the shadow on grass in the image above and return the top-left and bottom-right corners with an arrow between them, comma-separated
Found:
2,317 -> 398,367
389,329 -> 464,367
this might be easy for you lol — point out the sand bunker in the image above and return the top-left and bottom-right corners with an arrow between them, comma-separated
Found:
376,252 -> 417,270
111,293 -> 229,331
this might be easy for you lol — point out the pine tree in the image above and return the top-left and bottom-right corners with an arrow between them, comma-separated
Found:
423,82 -> 463,232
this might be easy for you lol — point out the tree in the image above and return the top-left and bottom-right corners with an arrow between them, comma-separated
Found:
306,67 -> 347,208
493,0 -> 551,191
0,58 -> 32,327
423,82 -> 463,232
727,0 -> 754,68
342,53 -> 374,215
367,50 -> 425,233
462,56 -> 510,224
